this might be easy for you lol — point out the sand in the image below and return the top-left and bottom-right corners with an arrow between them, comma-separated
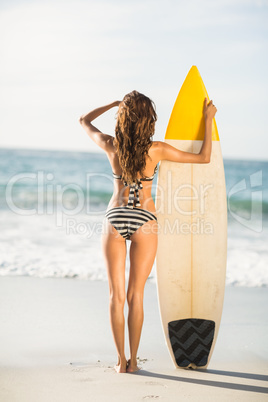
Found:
0,276 -> 267,401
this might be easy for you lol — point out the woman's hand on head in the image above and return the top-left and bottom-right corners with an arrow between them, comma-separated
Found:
203,98 -> 217,121
114,101 -> 122,107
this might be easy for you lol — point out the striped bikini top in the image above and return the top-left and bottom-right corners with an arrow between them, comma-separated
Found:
112,165 -> 158,209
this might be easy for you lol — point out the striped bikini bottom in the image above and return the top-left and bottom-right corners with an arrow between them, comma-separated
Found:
105,206 -> 157,240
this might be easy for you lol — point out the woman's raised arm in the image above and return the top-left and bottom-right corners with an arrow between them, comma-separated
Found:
79,101 -> 121,152
156,98 -> 217,164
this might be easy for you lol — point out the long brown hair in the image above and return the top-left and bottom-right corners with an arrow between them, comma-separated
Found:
113,90 -> 157,184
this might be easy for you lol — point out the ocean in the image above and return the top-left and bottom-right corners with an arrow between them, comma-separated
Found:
0,147 -> 267,287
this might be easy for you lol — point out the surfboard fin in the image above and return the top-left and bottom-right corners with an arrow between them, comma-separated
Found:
168,318 -> 215,368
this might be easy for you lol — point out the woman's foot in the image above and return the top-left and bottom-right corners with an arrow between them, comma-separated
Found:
126,359 -> 141,373
114,358 -> 127,373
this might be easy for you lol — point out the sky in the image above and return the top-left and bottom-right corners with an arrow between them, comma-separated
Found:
0,0 -> 267,160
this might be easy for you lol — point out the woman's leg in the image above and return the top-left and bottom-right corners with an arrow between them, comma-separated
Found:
126,220 -> 158,372
102,218 -> 127,373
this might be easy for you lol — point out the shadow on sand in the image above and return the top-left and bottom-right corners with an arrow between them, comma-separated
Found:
135,369 -> 268,394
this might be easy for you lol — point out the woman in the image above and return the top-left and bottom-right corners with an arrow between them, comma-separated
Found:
79,90 -> 217,373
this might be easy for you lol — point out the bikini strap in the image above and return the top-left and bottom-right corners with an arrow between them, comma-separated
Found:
112,165 -> 158,208
140,164 -> 158,181
127,180 -> 143,208
112,172 -> 122,180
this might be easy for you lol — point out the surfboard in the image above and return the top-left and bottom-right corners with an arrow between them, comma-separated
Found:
155,66 -> 227,369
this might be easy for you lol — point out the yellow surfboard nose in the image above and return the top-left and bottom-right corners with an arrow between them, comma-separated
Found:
165,66 -> 219,141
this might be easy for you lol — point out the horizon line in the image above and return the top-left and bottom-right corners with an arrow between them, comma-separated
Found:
0,145 -> 267,163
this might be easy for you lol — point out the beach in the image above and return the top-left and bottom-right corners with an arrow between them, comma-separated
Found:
0,148 -> 268,400
0,276 -> 267,401
1,0 -> 267,398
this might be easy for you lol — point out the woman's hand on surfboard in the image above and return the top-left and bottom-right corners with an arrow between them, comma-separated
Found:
203,98 -> 217,121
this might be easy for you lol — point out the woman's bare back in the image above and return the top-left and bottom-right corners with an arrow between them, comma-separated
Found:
106,142 -> 161,213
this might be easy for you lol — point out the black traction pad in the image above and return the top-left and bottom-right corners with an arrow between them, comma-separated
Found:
168,318 -> 215,368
